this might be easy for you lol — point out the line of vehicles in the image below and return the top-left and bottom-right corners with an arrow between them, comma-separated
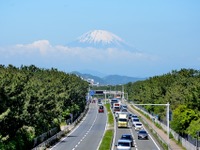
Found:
93,97 -> 150,150
110,98 -> 149,150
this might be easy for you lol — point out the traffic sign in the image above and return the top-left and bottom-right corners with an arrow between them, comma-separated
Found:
89,90 -> 95,96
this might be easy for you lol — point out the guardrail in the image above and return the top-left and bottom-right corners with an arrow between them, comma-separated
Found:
32,104 -> 89,150
130,103 -> 200,150
127,103 -> 172,150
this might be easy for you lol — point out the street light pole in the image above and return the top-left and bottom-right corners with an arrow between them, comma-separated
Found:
122,85 -> 124,100
167,102 -> 170,150
197,131 -> 199,150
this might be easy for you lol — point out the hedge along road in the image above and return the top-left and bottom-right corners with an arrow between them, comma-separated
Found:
50,102 -> 107,150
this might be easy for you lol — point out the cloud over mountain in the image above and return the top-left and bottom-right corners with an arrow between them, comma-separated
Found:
0,30 -> 159,76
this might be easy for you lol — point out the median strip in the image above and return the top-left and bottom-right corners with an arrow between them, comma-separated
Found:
99,103 -> 114,150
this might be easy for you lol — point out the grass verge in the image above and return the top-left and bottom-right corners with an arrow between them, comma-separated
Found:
99,129 -> 114,150
99,103 -> 114,150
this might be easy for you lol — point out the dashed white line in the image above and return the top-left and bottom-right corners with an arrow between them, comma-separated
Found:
72,107 -> 98,150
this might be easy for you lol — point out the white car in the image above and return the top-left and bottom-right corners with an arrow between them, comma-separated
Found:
132,118 -> 140,127
116,139 -> 131,150
134,122 -> 143,130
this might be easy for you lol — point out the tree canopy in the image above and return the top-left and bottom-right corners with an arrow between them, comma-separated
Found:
0,64 -> 89,149
124,68 -> 200,137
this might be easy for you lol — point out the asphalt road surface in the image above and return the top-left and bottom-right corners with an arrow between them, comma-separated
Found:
114,114 -> 162,150
50,103 -> 107,150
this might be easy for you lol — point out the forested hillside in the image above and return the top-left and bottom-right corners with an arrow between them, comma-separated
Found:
125,68 -> 200,138
0,65 -> 89,149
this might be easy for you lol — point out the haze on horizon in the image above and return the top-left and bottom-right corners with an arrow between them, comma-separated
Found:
0,0 -> 200,78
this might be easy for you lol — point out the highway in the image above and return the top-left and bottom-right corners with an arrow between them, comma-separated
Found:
50,102 -> 107,150
50,100 -> 161,150
114,112 -> 162,150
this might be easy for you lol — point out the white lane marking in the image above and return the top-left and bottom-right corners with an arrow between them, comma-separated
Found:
128,107 -> 160,150
50,105 -> 92,150
129,121 -> 138,150
96,104 -> 108,150
143,126 -> 161,150
72,106 -> 98,150
111,110 -> 116,150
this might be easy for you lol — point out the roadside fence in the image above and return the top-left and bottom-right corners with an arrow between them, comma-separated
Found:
131,103 -> 200,150
32,104 -> 89,150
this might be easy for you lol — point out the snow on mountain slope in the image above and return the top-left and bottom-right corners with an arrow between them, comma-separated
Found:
68,30 -> 136,51
78,30 -> 123,45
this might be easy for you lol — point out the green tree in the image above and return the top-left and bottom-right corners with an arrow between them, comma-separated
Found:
186,118 -> 200,138
170,105 -> 198,135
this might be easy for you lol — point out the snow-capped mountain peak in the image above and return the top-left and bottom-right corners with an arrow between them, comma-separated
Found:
78,30 -> 123,45
68,29 -> 136,51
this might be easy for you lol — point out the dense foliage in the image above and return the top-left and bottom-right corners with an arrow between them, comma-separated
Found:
0,64 -> 89,149
124,68 -> 200,138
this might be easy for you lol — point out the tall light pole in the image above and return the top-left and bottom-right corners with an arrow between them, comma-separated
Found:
197,131 -> 200,150
122,85 -> 124,100
167,102 -> 170,150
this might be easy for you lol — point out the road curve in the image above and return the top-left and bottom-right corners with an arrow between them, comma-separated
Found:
50,103 -> 107,150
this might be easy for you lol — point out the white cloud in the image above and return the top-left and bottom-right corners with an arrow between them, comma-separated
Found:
15,40 -> 52,55
7,40 -> 158,62
0,40 -> 160,76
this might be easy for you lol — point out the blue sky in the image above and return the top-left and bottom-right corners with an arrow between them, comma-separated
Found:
0,0 -> 200,77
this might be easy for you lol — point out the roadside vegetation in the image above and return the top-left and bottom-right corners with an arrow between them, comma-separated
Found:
0,64 -> 89,150
99,103 -> 114,150
125,69 -> 200,138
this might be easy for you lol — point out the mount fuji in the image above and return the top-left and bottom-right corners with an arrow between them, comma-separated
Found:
68,30 -> 136,51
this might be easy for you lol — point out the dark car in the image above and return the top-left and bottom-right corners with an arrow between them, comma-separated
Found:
98,105 -> 104,113
137,130 -> 148,140
128,113 -> 133,119
120,134 -> 134,147
131,114 -> 138,119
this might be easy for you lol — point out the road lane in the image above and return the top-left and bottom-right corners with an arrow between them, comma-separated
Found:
51,103 -> 107,150
113,110 -> 162,150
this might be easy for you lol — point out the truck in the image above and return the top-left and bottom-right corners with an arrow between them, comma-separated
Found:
113,102 -> 121,113
110,98 -> 119,108
118,113 -> 129,128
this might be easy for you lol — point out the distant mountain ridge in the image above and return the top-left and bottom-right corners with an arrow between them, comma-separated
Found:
71,71 -> 145,85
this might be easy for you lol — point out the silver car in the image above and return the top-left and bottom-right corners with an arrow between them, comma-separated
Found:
116,139 -> 131,150
134,122 -> 143,131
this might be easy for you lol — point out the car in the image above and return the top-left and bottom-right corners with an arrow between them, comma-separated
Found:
132,118 -> 140,127
98,105 -> 104,113
128,113 -> 132,119
137,130 -> 148,140
120,134 -> 134,147
121,109 -> 128,113
115,111 -> 120,120
115,139 -> 131,150
131,114 -> 138,119
134,122 -> 143,131
120,104 -> 127,110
